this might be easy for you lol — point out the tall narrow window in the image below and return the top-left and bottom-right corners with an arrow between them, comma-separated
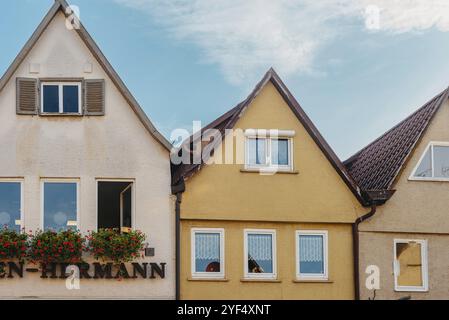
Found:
296,230 -> 328,280
394,239 -> 428,292
97,181 -> 134,232
42,181 -> 78,231
0,181 -> 22,232
41,82 -> 81,114
271,139 -> 289,166
411,142 -> 449,180
191,228 -> 224,279
244,229 -> 276,279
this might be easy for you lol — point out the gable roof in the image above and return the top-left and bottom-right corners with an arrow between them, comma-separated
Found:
172,68 -> 368,205
0,0 -> 171,151
344,87 -> 449,191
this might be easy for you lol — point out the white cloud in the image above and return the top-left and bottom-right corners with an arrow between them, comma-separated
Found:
115,0 -> 449,85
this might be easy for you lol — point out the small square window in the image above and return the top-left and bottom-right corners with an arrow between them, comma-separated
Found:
244,229 -> 276,279
191,228 -> 225,279
41,82 -> 81,114
245,134 -> 293,171
296,231 -> 328,280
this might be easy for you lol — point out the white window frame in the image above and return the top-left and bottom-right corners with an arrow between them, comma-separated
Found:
40,82 -> 82,114
296,230 -> 328,280
95,179 -> 136,232
0,179 -> 24,232
244,129 -> 294,172
409,141 -> 449,181
243,229 -> 277,279
191,228 -> 225,279
41,179 -> 80,231
393,239 -> 428,292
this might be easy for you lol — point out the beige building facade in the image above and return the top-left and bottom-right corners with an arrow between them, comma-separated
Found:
0,1 -> 175,299
346,89 -> 449,299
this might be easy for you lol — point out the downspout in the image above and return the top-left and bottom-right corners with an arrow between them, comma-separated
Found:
353,205 -> 376,300
175,192 -> 182,301
172,177 -> 185,301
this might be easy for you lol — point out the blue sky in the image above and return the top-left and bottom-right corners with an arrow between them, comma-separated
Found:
2,0 -> 449,159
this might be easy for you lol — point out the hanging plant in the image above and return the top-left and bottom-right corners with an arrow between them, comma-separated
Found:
0,227 -> 28,261
86,229 -> 146,264
28,229 -> 85,265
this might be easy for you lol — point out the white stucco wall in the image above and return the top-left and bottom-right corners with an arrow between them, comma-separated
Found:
0,12 -> 174,299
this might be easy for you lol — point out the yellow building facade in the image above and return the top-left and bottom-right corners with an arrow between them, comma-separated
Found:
172,69 -> 369,299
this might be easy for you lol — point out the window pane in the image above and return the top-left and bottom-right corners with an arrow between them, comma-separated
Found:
63,85 -> 79,113
121,185 -> 132,229
396,242 -> 423,287
248,138 -> 266,165
0,183 -> 21,232
271,139 -> 289,165
44,183 -> 77,231
299,235 -> 324,274
247,233 -> 273,274
195,233 -> 221,273
414,147 -> 432,177
433,146 -> 449,178
43,85 -> 59,113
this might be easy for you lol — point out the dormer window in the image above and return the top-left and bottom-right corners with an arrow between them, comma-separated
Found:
41,82 -> 82,114
410,142 -> 449,181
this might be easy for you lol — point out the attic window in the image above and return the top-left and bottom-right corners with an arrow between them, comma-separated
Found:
41,82 -> 81,114
244,130 -> 294,172
410,142 -> 449,180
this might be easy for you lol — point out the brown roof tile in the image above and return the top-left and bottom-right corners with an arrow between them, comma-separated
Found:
344,87 -> 449,191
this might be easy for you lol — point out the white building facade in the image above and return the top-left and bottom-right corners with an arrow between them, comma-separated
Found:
0,0 -> 175,299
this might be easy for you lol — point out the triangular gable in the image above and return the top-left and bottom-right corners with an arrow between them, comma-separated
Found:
172,68 -> 367,206
0,0 -> 171,151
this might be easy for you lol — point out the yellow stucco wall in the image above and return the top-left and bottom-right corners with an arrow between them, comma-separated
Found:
181,220 -> 355,300
181,82 -> 364,223
179,81 -> 367,299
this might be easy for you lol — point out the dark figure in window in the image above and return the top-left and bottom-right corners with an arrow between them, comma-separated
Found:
248,255 -> 264,273
205,261 -> 220,272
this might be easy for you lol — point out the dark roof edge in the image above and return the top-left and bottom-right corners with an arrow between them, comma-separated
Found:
267,69 -> 368,206
0,0 -> 172,151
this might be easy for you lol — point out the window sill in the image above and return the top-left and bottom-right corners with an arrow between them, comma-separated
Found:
408,177 -> 449,182
394,288 -> 428,293
188,277 -> 229,282
240,278 -> 281,283
293,279 -> 333,284
240,169 -> 299,175
39,113 -> 83,117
